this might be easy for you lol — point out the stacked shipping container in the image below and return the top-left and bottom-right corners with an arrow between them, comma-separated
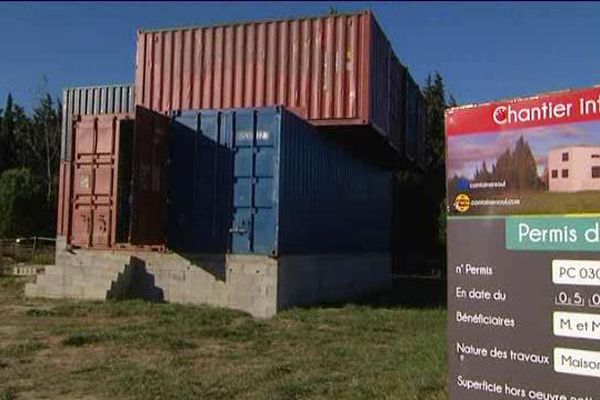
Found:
68,113 -> 134,248
167,106 -> 392,255
61,85 -> 136,162
134,11 -> 424,158
57,84 -> 135,238
59,103 -> 169,249
56,10 -> 426,257
39,9 -> 430,316
405,74 -> 428,169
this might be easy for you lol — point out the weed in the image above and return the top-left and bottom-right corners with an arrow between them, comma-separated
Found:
26,308 -> 56,317
0,341 -> 47,358
0,388 -> 16,400
62,333 -> 103,347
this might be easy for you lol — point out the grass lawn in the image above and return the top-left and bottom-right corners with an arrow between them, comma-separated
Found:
0,276 -> 447,400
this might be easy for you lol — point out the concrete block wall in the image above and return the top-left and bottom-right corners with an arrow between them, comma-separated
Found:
226,255 -> 278,318
25,236 -> 135,300
129,253 -> 229,308
26,237 -> 391,318
277,253 -> 392,309
11,265 -> 46,276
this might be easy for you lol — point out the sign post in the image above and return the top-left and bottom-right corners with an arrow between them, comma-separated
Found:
446,86 -> 600,400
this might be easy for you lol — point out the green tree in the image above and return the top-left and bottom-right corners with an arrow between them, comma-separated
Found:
422,72 -> 455,250
0,105 -> 3,170
474,161 -> 491,182
0,168 -> 48,237
486,136 -> 542,191
513,135 -> 542,191
0,93 -> 62,238
423,73 -> 455,171
0,94 -> 17,172
29,94 -> 61,202
395,72 -> 455,274
11,103 -> 31,168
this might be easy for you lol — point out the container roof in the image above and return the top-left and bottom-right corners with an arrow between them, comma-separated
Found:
137,9 -> 371,34
63,83 -> 134,91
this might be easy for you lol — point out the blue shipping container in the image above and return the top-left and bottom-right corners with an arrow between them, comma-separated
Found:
168,106 -> 393,256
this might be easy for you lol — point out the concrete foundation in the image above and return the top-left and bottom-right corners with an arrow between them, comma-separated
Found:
25,237 -> 391,318
11,264 -> 47,276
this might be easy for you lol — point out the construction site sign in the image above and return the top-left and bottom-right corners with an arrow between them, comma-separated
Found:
446,86 -> 600,400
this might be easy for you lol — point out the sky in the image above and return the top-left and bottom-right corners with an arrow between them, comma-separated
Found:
0,2 -> 600,112
447,121 -> 600,179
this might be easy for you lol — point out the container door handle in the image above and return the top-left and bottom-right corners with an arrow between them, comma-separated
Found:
229,220 -> 248,234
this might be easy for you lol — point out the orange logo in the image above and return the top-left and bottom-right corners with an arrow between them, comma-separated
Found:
454,194 -> 471,213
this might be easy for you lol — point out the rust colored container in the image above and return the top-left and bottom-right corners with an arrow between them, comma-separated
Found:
56,161 -> 72,236
61,106 -> 168,249
135,11 -> 405,150
69,113 -> 134,248
58,84 -> 135,242
62,84 -> 135,161
404,73 -> 427,170
129,106 -> 169,246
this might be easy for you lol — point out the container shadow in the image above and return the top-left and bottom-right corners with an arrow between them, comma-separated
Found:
173,253 -> 227,282
303,276 -> 447,311
128,256 -> 165,302
168,118 -> 234,255
359,276 -> 447,309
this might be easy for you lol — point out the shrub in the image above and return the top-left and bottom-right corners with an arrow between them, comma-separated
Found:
0,168 -> 47,238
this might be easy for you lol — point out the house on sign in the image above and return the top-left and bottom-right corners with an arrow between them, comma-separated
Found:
548,146 -> 600,192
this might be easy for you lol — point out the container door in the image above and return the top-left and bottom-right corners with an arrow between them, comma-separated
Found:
230,110 -> 278,254
56,161 -> 72,237
129,106 -> 169,246
69,115 -> 121,248
167,114 -> 197,251
194,112 -> 233,252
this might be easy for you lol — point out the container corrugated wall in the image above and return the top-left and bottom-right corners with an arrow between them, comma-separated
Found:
128,106 -> 170,247
404,73 -> 426,164
58,85 -> 136,242
368,17 -> 406,150
56,161 -> 71,236
58,105 -> 168,250
135,11 -> 405,149
168,106 -> 392,255
68,113 -> 134,248
62,84 -> 135,161
278,108 -> 393,255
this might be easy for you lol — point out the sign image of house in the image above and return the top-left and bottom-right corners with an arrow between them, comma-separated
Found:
548,146 -> 600,192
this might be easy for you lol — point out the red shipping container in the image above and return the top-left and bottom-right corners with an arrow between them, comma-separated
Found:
69,113 -> 133,248
56,161 -> 72,237
59,107 -> 168,249
135,11 -> 406,151
129,106 -> 169,246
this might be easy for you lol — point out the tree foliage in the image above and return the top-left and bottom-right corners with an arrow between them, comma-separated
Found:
423,73 -> 455,172
0,168 -> 48,237
395,72 -> 455,273
0,93 -> 61,237
423,72 -> 455,246
27,94 -> 61,201
473,135 -> 543,191
0,94 -> 16,171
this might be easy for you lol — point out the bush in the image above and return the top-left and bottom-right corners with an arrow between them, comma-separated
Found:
0,168 -> 47,238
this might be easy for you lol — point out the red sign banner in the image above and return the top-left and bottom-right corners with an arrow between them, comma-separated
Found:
446,86 -> 600,136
